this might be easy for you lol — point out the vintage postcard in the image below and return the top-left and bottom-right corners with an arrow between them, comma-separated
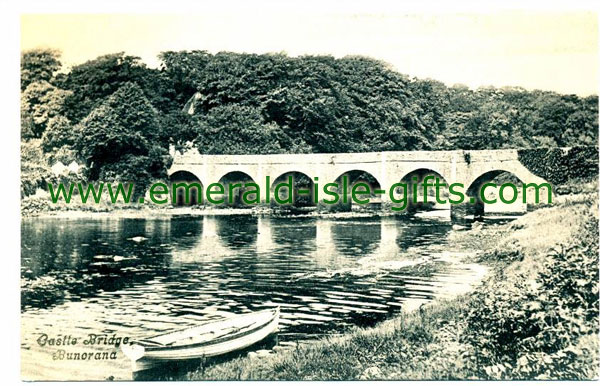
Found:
19,3 -> 599,382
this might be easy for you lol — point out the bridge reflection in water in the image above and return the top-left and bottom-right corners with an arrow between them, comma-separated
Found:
166,216 -> 407,268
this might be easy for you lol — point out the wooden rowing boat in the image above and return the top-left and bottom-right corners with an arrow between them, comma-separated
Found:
121,307 -> 280,372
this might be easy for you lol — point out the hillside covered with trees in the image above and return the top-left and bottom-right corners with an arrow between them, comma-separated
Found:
21,49 -> 598,196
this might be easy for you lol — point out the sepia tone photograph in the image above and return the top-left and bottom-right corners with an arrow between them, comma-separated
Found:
18,2 -> 599,382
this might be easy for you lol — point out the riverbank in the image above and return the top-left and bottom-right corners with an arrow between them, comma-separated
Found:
21,204 -> 395,220
21,191 -> 395,220
179,193 -> 598,380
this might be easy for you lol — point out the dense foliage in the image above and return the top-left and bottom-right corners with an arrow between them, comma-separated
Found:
462,207 -> 599,379
21,48 -> 62,91
20,139 -> 84,198
518,146 -> 599,185
73,82 -> 172,196
21,139 -> 53,197
20,49 -> 598,194
160,51 -> 597,153
55,53 -> 178,124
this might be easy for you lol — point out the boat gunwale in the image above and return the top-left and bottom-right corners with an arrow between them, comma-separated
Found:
131,308 -> 279,352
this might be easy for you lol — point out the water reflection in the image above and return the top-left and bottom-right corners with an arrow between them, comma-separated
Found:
21,214 -> 496,381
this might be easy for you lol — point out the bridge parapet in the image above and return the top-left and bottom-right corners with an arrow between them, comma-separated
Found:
171,148 -> 538,166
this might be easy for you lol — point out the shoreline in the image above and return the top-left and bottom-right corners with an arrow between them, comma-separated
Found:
22,203 -> 525,221
23,207 -> 255,220
22,207 -> 394,220
20,201 -> 433,220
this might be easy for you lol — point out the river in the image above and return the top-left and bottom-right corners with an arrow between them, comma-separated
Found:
21,213 -> 502,380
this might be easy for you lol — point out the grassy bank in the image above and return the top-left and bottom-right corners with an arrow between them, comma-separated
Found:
179,195 -> 598,381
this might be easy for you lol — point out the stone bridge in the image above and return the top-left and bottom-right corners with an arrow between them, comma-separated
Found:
167,148 -> 549,216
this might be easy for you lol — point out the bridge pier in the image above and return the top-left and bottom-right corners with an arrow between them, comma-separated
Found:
450,203 -> 483,221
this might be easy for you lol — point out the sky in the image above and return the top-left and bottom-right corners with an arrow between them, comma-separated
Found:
20,10 -> 599,96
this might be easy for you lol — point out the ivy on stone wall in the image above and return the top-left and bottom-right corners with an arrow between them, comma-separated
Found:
517,146 -> 599,185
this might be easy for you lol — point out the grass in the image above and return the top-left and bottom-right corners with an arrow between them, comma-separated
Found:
180,297 -> 471,380
178,191 -> 599,381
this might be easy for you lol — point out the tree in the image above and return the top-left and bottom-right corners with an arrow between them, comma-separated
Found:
21,81 -> 72,139
21,49 -> 62,91
408,78 -> 451,149
192,104 -> 300,154
561,96 -> 598,146
41,116 -> 75,152
75,82 -> 172,196
159,50 -> 212,106
58,52 -> 174,123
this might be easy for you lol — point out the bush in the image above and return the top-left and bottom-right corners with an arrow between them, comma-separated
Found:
21,139 -> 53,197
518,146 -> 599,185
461,207 -> 599,379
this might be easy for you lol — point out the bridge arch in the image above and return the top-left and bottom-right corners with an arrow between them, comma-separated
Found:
398,167 -> 450,186
464,166 -> 547,196
462,169 -> 550,219
169,169 -> 203,182
332,169 -> 383,211
466,170 -> 521,195
271,171 -> 315,208
398,168 -> 451,213
169,170 -> 203,206
217,171 -> 258,207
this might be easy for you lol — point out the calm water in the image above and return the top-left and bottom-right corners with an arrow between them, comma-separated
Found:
21,214 -> 496,380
